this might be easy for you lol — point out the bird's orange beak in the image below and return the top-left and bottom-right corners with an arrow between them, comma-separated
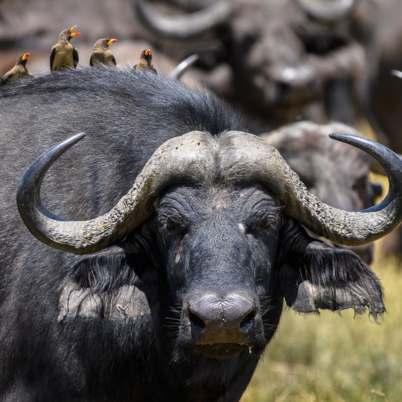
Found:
69,25 -> 80,38
107,38 -> 118,46
21,52 -> 31,62
144,49 -> 152,57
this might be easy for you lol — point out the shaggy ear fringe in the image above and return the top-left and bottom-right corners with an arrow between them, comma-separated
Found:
280,221 -> 384,319
298,246 -> 385,319
71,248 -> 137,292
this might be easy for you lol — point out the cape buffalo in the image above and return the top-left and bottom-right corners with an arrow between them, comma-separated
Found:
0,69 -> 401,402
135,0 -> 367,126
263,121 -> 384,263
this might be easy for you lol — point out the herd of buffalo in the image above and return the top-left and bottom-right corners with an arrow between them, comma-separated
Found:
2,0 -> 402,401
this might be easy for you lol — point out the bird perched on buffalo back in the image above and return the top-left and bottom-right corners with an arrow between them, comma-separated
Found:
134,48 -> 157,74
1,53 -> 31,85
50,25 -> 80,71
90,38 -> 118,67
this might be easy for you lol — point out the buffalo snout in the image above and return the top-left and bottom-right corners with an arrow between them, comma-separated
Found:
185,292 -> 259,357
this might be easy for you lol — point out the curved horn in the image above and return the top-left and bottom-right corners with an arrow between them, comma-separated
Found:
135,0 -> 232,39
17,131 -> 216,255
296,0 -> 356,22
169,54 -> 199,80
220,131 -> 402,246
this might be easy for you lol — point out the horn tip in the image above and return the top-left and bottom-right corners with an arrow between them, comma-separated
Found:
329,132 -> 373,148
71,131 -> 86,141
188,54 -> 200,62
392,70 -> 402,79
329,132 -> 357,141
65,132 -> 86,147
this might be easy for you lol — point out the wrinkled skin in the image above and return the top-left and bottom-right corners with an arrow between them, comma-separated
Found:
152,186 -> 283,360
263,122 -> 383,263
0,70 -> 384,402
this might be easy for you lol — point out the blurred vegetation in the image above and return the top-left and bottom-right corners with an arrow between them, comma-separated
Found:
241,252 -> 402,402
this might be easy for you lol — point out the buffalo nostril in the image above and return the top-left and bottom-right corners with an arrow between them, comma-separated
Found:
188,310 -> 206,330
240,309 -> 257,332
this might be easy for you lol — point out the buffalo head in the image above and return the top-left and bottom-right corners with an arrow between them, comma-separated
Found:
17,131 -> 399,360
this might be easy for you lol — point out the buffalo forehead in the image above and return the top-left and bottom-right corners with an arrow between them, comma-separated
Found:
159,185 -> 279,223
158,131 -> 283,188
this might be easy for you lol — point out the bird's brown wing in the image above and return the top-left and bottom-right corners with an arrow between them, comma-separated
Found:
50,47 -> 56,71
73,47 -> 79,68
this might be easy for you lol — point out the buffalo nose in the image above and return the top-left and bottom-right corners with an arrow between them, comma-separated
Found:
187,293 -> 257,345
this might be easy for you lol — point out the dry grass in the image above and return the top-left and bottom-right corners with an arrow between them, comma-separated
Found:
241,251 -> 402,402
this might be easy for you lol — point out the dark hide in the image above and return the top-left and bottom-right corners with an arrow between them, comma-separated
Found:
0,69 -> 384,402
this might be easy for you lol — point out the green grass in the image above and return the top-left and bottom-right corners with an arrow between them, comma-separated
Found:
241,254 -> 402,402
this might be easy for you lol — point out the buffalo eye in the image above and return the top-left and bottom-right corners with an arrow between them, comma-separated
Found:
244,209 -> 281,235
160,215 -> 189,237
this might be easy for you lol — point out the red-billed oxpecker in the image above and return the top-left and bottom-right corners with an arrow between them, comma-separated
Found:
50,25 -> 80,71
134,48 -> 157,74
89,38 -> 118,67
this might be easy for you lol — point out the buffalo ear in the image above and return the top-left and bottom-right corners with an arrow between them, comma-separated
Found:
59,246 -> 151,322
279,223 -> 385,317
70,246 -> 134,292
